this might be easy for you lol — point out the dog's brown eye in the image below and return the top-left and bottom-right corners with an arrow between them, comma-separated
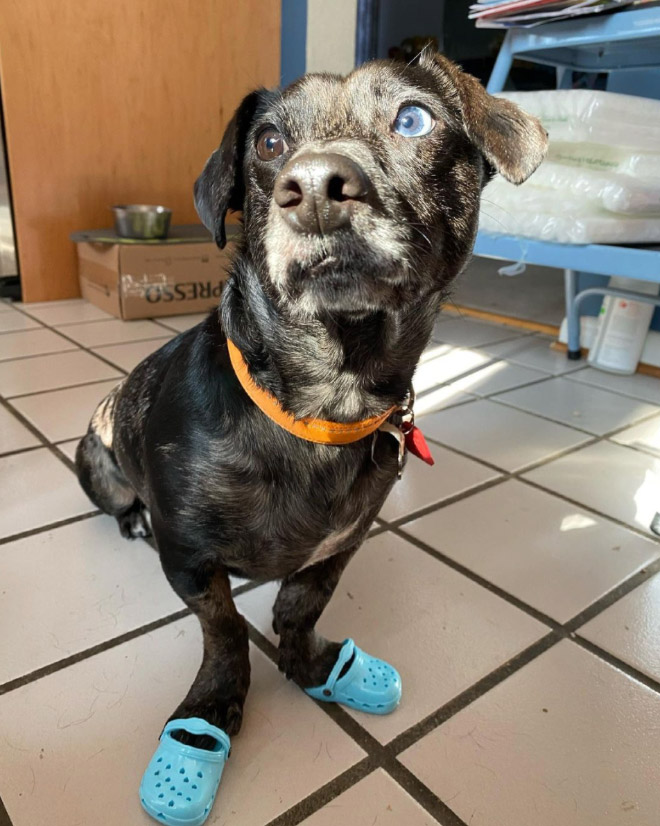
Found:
256,128 -> 287,161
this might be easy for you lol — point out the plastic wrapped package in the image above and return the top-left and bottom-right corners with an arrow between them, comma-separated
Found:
547,143 -> 660,184
479,90 -> 660,244
480,179 -> 660,244
517,162 -> 660,215
496,89 -> 660,153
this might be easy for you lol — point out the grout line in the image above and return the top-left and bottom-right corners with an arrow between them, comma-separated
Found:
248,623 -> 472,826
519,475 -> 660,544
384,474 -> 508,529
388,632 -> 561,756
564,370 -> 660,408
564,556 -> 660,633
5,376 -> 124,401
0,580 -> 262,698
0,511 -> 101,547
261,758 -> 378,826
0,345 -> 78,363
5,304 -> 132,376
383,761 -> 472,826
0,795 -> 12,826
572,635 -> 660,695
488,389 -> 660,440
0,394 -> 89,478
0,609 -> 191,697
0,443 -> 44,460
390,525 -> 562,630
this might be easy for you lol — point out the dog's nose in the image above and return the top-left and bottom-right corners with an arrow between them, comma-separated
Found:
273,152 -> 371,235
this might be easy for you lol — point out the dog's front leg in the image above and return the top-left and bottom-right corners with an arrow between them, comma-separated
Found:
158,542 -> 251,743
273,547 -> 358,688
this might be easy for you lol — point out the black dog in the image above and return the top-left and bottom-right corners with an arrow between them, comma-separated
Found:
76,52 -> 546,740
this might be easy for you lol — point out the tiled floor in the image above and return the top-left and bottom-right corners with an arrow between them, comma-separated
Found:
2,300 -> 660,826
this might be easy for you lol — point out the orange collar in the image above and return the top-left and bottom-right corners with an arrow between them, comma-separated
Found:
227,338 -> 397,445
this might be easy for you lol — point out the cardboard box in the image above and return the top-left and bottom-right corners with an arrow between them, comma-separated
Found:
72,224 -> 239,320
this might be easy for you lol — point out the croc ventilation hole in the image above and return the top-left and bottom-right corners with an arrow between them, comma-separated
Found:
192,784 -> 198,790
168,800 -> 175,807
166,764 -> 171,770
197,771 -> 203,778
179,768 -> 185,774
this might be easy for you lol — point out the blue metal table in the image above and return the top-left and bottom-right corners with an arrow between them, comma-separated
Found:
476,6 -> 660,358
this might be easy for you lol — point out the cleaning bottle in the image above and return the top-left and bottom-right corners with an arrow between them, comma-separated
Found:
588,276 -> 659,375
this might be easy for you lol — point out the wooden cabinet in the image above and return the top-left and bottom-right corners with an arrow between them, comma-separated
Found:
0,0 -> 280,301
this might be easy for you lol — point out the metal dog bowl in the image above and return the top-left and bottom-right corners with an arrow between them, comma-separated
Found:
112,204 -> 172,239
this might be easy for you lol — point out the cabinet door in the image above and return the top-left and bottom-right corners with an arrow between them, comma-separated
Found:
0,0 -> 280,301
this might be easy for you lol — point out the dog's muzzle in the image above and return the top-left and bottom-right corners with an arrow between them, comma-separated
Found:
273,152 -> 373,235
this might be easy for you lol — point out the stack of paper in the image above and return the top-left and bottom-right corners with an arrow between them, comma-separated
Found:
469,0 -> 634,28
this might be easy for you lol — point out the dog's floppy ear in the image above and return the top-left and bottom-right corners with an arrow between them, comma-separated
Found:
194,91 -> 264,248
422,53 -> 547,184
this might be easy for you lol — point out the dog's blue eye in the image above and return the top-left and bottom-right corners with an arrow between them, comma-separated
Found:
393,105 -> 434,138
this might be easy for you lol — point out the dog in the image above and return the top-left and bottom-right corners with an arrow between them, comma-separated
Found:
76,51 -> 546,743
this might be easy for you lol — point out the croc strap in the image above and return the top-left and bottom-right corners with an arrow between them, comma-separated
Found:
318,639 -> 356,697
162,718 -> 231,759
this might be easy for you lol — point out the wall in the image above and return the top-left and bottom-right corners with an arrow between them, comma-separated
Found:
306,0 -> 357,75
0,0 -> 280,302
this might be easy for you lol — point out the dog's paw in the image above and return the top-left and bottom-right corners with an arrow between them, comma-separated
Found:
117,507 -> 152,540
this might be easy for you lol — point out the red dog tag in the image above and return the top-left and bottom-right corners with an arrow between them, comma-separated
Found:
405,426 -> 434,466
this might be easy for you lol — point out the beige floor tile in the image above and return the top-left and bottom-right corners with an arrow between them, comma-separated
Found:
483,335 -> 586,375
55,439 -> 79,462
93,337 -> 172,372
0,350 -> 121,397
414,345 -> 490,393
611,414 -> 660,457
0,448 -> 95,538
399,641 -> 660,826
0,405 -> 40,454
299,770 -> 441,826
11,379 -> 120,442
580,573 -> 660,683
154,312 -> 210,333
379,445 -> 499,522
431,317 -> 526,348
237,533 -> 547,744
0,515 -> 183,684
414,384 -> 475,415
0,300 -> 15,312
0,328 -> 77,361
525,441 -> 660,535
60,318 -> 170,347
567,367 -> 660,405
404,480 -> 659,622
19,298 -> 113,325
0,619 -> 364,826
0,310 -> 42,333
494,377 -> 660,436
450,360 -> 548,397
419,399 -> 589,472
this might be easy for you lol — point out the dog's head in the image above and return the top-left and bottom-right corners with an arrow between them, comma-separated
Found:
195,53 -> 546,317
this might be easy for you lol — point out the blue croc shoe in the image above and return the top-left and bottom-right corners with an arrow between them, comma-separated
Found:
305,638 -> 401,715
140,717 -> 230,826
